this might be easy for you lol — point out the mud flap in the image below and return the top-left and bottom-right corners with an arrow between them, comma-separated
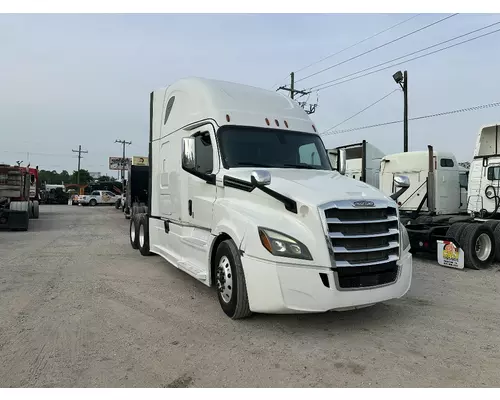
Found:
436,238 -> 464,270
7,210 -> 29,231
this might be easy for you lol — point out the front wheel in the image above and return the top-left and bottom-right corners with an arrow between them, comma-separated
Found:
214,239 -> 252,320
89,199 -> 97,207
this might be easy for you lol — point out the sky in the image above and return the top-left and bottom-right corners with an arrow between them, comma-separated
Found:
1,13 -> 500,175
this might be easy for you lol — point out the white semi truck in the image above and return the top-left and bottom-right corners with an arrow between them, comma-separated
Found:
128,77 -> 413,319
327,140 -> 386,189
378,125 -> 500,270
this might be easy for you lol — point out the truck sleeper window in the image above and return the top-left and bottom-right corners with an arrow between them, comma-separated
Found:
218,127 -> 331,170
487,166 -> 500,181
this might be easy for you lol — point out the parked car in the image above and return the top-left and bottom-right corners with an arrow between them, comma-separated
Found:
78,190 -> 118,206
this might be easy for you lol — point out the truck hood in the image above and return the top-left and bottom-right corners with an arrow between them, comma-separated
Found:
223,168 -> 393,207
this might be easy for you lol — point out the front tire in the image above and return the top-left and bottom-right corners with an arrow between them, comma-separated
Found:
89,199 -> 97,207
214,240 -> 252,320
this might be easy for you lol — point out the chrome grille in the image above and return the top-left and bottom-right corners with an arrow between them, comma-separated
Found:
322,199 -> 400,289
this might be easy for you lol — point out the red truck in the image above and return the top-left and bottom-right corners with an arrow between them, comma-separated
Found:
0,164 -> 39,231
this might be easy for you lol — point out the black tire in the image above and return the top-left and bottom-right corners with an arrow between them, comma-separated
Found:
446,222 -> 469,242
460,223 -> 495,270
130,214 -> 139,249
214,239 -> 252,320
493,223 -> 500,262
115,199 -> 121,209
33,200 -> 39,219
28,201 -> 34,218
138,214 -> 152,256
89,199 -> 97,207
484,220 -> 500,231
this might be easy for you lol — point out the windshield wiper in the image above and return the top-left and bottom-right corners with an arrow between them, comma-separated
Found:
283,164 -> 322,170
234,162 -> 276,168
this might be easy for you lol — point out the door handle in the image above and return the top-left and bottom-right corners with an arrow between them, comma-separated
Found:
188,200 -> 193,216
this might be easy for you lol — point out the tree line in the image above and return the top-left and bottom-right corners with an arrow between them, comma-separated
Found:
38,169 -> 116,185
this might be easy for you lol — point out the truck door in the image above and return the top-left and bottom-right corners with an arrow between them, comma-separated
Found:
185,125 -> 218,229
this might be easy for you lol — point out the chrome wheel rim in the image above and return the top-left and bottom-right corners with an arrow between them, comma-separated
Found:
476,233 -> 492,261
216,256 -> 233,304
139,224 -> 145,247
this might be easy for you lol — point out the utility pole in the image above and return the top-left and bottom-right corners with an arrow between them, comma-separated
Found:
277,72 -> 318,114
392,70 -> 408,152
115,139 -> 131,181
72,145 -> 88,184
403,70 -> 408,153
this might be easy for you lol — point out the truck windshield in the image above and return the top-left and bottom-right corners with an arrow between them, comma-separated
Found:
217,127 -> 332,170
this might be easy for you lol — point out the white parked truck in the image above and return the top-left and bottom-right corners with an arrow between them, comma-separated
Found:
129,77 -> 413,319
379,143 -> 497,270
468,123 -> 500,217
327,140 -> 386,189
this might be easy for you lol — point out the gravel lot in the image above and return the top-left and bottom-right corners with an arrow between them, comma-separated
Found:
0,205 -> 499,387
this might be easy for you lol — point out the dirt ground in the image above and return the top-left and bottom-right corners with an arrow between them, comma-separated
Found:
0,205 -> 499,387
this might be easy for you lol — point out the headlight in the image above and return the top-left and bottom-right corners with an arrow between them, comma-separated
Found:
399,222 -> 411,252
258,227 -> 313,260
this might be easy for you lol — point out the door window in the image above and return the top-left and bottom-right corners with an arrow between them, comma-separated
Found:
487,166 -> 500,180
194,131 -> 213,174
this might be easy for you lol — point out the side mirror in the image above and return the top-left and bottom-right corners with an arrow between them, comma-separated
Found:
182,137 -> 196,170
394,175 -> 410,188
390,175 -> 410,201
251,170 -> 271,187
337,148 -> 347,175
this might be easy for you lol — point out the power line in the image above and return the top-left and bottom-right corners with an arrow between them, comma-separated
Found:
324,89 -> 400,132
314,27 -> 500,92
295,14 -> 421,75
269,14 -> 421,90
309,20 -> 500,91
295,13 -> 458,84
322,100 -> 500,136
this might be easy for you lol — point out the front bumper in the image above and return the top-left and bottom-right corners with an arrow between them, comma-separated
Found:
242,251 -> 412,314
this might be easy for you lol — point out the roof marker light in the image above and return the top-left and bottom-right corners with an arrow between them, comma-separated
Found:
265,118 -> 270,126
226,114 -> 230,122
284,120 -> 289,128
275,119 -> 280,127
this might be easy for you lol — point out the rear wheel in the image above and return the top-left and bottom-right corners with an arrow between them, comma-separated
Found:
28,201 -> 34,218
214,239 -> 252,320
138,214 -> 152,256
33,200 -> 39,219
446,222 -> 469,242
460,224 -> 495,270
115,199 -> 121,209
130,215 -> 139,249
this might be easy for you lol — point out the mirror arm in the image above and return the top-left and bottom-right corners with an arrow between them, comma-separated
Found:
390,186 -> 409,201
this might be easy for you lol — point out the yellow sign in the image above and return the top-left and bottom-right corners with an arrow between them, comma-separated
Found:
132,156 -> 149,166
